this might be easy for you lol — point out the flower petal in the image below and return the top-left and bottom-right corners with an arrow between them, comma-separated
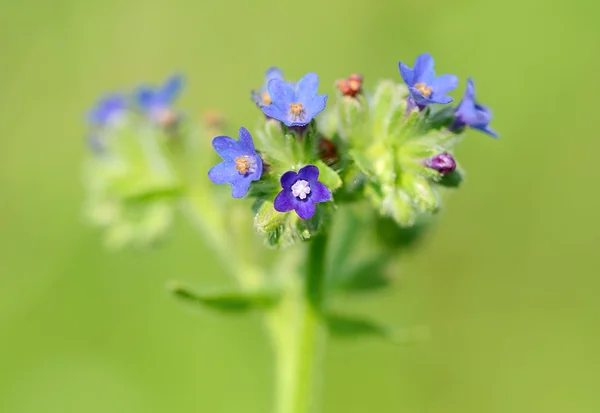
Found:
474,125 -> 500,138
261,104 -> 289,124
160,74 -> 183,104
212,136 -> 245,161
268,79 -> 294,110
430,93 -> 453,104
413,53 -> 435,84
230,179 -> 252,198
238,127 -> 255,152
208,161 -> 239,184
297,165 -> 320,182
398,62 -> 415,86
274,190 -> 295,212
433,74 -> 458,94
305,95 -> 328,120
295,201 -> 316,220
265,67 -> 284,82
310,182 -> 332,203
280,171 -> 299,189
295,72 -> 319,104
135,87 -> 156,110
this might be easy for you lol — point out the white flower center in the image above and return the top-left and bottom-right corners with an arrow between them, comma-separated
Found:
291,179 -> 311,200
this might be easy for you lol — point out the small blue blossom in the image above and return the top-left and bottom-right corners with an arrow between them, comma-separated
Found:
251,67 -> 285,107
88,94 -> 127,127
135,74 -> 183,124
452,78 -> 499,138
208,127 -> 263,198
261,73 -> 327,127
274,165 -> 332,220
398,53 -> 458,106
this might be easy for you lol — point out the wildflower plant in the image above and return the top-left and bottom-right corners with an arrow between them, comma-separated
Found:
82,52 -> 498,412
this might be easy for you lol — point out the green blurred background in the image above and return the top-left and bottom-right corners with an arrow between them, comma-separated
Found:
1,0 -> 599,411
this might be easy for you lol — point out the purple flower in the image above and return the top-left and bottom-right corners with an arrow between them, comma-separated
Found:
425,153 -> 456,175
452,78 -> 499,138
135,74 -> 183,124
274,165 -> 332,219
261,73 -> 327,127
88,94 -> 127,126
398,53 -> 458,106
251,67 -> 285,107
208,127 -> 263,198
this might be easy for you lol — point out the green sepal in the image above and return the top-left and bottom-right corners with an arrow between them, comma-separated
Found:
437,168 -> 464,188
314,160 -> 342,191
168,282 -> 280,313
381,186 -> 416,226
336,95 -> 369,142
254,200 -> 329,249
400,173 -> 439,213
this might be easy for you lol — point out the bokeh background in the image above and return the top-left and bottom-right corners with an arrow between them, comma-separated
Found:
1,0 -> 599,412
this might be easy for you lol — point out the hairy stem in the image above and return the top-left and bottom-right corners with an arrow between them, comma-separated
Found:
266,234 -> 328,413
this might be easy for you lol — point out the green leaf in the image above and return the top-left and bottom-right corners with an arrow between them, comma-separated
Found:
168,282 -> 280,313
329,256 -> 391,293
314,160 -> 342,191
325,313 -> 430,344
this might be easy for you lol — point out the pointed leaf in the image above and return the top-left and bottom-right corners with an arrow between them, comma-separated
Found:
168,282 -> 279,313
325,313 -> 430,344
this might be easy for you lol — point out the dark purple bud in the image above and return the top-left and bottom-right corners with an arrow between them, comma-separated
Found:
425,153 -> 456,175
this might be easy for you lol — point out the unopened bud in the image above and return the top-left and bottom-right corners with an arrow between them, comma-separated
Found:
425,153 -> 456,175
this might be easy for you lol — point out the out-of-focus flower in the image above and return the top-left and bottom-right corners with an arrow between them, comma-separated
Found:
398,53 -> 457,106
251,67 -> 285,107
208,127 -> 263,198
88,94 -> 127,127
274,165 -> 332,219
424,153 -> 456,175
135,74 -> 183,126
452,78 -> 499,138
336,74 -> 363,97
261,73 -> 327,127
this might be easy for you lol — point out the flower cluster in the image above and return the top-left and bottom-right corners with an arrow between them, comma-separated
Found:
206,52 -> 498,245
83,53 -> 498,250
83,74 -> 189,249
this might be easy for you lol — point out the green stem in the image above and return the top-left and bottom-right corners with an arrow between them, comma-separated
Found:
267,234 -> 328,413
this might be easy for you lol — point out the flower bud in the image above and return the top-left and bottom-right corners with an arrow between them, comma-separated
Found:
424,153 -> 456,175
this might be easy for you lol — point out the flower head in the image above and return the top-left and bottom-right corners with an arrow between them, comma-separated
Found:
336,74 -> 363,97
398,53 -> 458,106
251,67 -> 285,107
208,127 -> 263,198
452,79 -> 499,138
88,94 -> 127,127
135,74 -> 183,125
274,165 -> 332,219
425,153 -> 456,175
261,73 -> 327,127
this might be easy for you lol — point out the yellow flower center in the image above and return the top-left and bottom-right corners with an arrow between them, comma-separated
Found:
235,156 -> 253,174
414,82 -> 433,98
262,92 -> 272,106
289,102 -> 304,121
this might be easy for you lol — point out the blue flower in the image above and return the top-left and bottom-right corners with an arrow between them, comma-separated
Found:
261,73 -> 327,127
251,67 -> 285,107
208,127 -> 263,198
135,74 -> 183,124
274,165 -> 332,220
452,78 -> 499,138
398,53 -> 458,106
88,94 -> 127,127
